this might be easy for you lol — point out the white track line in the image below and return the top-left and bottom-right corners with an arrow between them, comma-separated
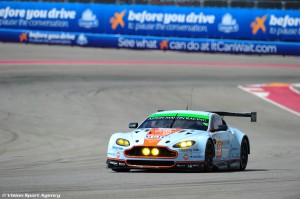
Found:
238,85 -> 300,117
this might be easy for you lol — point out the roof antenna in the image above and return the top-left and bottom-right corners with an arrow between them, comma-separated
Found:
190,88 -> 193,110
186,105 -> 189,110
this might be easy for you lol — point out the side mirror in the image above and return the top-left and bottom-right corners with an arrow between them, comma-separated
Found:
218,125 -> 228,131
129,123 -> 138,129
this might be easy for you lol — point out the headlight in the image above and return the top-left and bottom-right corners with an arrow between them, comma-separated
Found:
116,138 -> 130,146
141,147 -> 160,156
173,140 -> 196,148
141,148 -> 151,156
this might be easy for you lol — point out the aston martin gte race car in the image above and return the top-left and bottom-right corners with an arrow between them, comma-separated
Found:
107,110 -> 256,172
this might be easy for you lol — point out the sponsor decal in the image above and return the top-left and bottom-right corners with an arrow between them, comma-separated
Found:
109,161 -> 118,166
218,13 -> 239,33
183,154 -> 189,160
166,40 -> 277,54
119,162 -> 125,166
78,9 -> 99,29
149,113 -> 210,121
192,164 -> 201,168
19,32 -> 27,42
179,149 -> 193,152
19,31 -> 75,44
116,152 -> 120,158
118,37 -> 157,49
0,6 -> 76,28
112,9 -> 215,33
76,34 -> 88,45
110,10 -> 126,30
190,155 -> 203,159
127,10 -> 215,25
269,15 -> 300,28
269,15 -> 300,36
251,14 -> 300,37
177,164 -> 186,168
216,140 -> 222,158
112,146 -> 124,151
143,128 -> 182,146
160,40 -> 168,50
251,15 -> 267,35
146,135 -> 165,139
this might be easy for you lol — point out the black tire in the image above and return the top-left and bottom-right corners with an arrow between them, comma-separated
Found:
112,168 -> 131,172
204,140 -> 214,172
240,138 -> 249,171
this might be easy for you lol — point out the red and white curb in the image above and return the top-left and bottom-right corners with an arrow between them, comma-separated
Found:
239,83 -> 300,117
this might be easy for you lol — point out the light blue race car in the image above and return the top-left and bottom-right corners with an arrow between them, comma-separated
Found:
107,110 -> 256,172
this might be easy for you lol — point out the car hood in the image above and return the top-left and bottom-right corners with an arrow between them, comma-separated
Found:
127,128 -> 207,146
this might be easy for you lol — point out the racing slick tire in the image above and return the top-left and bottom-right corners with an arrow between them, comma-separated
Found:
239,137 -> 249,171
204,140 -> 214,172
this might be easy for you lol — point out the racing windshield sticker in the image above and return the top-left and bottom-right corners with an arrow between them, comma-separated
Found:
149,113 -> 209,122
143,128 -> 182,146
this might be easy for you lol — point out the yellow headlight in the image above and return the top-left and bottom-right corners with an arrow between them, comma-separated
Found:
180,142 -> 187,148
151,148 -> 160,156
142,148 -> 151,156
173,140 -> 196,148
186,141 -> 193,147
116,138 -> 130,146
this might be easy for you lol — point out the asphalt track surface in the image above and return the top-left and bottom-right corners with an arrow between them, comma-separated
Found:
0,43 -> 300,199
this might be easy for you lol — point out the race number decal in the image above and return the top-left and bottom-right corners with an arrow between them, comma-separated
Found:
216,140 -> 222,158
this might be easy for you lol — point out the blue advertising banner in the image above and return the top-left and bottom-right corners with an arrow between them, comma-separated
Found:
0,2 -> 299,55
1,28 -> 299,55
0,2 -> 300,41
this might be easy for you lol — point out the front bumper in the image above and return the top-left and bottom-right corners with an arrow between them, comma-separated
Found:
106,158 -> 205,170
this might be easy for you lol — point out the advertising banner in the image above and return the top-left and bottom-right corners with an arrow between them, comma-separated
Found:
1,28 -> 299,55
0,2 -> 299,55
0,2 -> 300,41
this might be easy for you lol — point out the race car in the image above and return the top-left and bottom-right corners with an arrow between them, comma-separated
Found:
106,110 -> 256,172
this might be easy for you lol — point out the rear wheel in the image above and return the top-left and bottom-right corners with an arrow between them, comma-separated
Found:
204,140 -> 214,172
240,138 -> 249,171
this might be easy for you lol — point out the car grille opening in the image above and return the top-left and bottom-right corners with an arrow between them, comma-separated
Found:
125,146 -> 177,158
126,160 -> 175,167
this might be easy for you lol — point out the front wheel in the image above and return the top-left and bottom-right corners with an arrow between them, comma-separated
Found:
240,138 -> 249,171
204,140 -> 214,172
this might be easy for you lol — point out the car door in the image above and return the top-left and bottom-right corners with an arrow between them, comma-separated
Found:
210,115 -> 233,161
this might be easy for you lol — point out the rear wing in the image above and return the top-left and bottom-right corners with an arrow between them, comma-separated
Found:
210,111 -> 257,122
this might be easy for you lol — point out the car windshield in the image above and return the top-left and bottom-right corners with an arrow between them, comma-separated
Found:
138,114 -> 209,131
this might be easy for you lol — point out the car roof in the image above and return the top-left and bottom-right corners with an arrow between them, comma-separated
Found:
148,110 -> 213,119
